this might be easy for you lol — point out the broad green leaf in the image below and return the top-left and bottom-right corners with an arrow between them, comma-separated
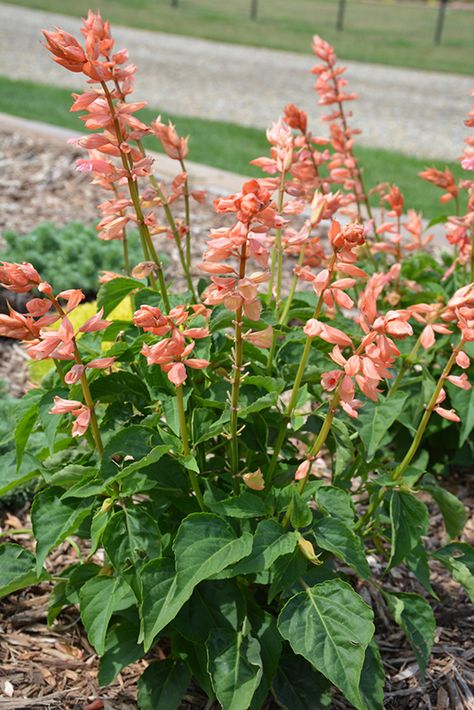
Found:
38,388 -> 67,452
272,646 -> 331,710
0,543 -> 44,598
359,642 -> 385,710
239,389 -> 278,417
140,514 -> 252,650
79,575 -> 135,656
116,445 -> 169,480
421,478 -> 467,538
432,543 -> 474,602
137,659 -> 190,710
268,549 -> 307,603
290,487 -> 313,528
314,486 -> 355,527
172,633 -> 214,698
14,396 -> 40,469
31,488 -> 94,574
278,579 -> 375,710
406,543 -> 436,597
97,276 -> 142,317
313,516 -> 371,579
388,491 -> 429,570
330,418 -> 355,482
98,619 -> 144,686
384,591 -> 435,675
249,611 -> 282,710
175,580 -> 246,644
100,425 -> 162,480
102,506 -> 161,571
204,490 -> 267,519
90,372 -> 150,412
207,627 -> 262,710
359,392 -> 408,461
0,451 -> 39,497
230,520 -> 298,576
447,379 -> 474,446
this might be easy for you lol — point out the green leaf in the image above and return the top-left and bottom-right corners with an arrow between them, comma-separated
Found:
207,627 -> 262,710
313,517 -> 371,579
359,642 -> 385,710
330,419 -> 355,482
31,488 -> 94,574
97,276 -> 142,316
79,575 -> 135,656
100,425 -> 162,480
384,591 -> 435,675
98,619 -> 144,686
406,543 -> 436,597
427,214 -> 448,227
137,659 -> 190,710
14,397 -> 40,469
359,392 -> 408,461
204,490 -> 267,519
175,580 -> 245,644
230,520 -> 298,576
90,372 -> 150,412
290,488 -> 313,529
0,451 -> 39,497
278,579 -> 375,710
140,514 -> 252,650
102,506 -> 161,571
388,491 -> 429,570
432,543 -> 474,602
0,543 -> 44,598
447,382 -> 474,446
314,486 -> 355,527
248,611 -> 282,710
268,549 -> 307,603
421,478 -> 467,538
272,646 -> 331,710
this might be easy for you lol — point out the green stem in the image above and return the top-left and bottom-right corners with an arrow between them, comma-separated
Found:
279,247 -> 306,327
229,238 -> 249,494
100,83 -> 170,309
179,158 -> 192,270
266,254 -> 337,484
176,384 -> 205,511
357,339 -> 463,532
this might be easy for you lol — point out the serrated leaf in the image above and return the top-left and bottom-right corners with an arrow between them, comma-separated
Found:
313,516 -> 371,579
384,591 -> 435,675
388,491 -> 429,570
0,543 -> 45,598
137,659 -> 190,710
359,392 -> 408,461
31,489 -> 94,574
278,579 -> 374,710
432,543 -> 474,602
98,619 -> 144,686
314,486 -> 355,527
100,425 -> 162,480
90,372 -> 150,412
272,646 -> 331,710
97,276 -> 142,317
207,627 -> 262,710
79,575 -> 135,656
249,611 -> 282,710
140,514 -> 252,650
204,489 -> 267,519
406,543 -> 436,597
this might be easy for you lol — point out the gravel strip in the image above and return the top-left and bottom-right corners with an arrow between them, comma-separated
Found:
0,3 -> 471,160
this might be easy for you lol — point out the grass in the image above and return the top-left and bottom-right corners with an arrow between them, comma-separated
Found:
5,0 -> 474,75
0,74 -> 466,217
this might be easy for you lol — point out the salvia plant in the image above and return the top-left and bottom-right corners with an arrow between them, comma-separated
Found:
0,12 -> 473,710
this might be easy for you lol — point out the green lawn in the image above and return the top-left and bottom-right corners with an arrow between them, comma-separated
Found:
5,0 -> 473,75
0,75 -> 466,217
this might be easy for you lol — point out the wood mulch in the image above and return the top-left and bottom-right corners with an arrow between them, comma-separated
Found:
0,124 -> 473,709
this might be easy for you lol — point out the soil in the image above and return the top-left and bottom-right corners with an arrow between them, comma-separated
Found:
0,125 -> 473,709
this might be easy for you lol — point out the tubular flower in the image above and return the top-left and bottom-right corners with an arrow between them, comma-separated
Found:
0,261 -> 42,293
49,396 -> 91,437
134,305 -> 210,387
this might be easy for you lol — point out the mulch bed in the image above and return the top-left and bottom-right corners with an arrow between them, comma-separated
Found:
0,124 -> 473,709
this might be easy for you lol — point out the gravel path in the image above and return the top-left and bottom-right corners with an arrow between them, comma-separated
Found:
0,3 -> 471,161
